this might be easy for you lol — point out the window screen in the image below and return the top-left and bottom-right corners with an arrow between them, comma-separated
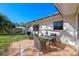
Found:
53,20 -> 63,30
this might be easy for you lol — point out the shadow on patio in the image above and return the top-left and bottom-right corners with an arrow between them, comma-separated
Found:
8,40 -> 77,56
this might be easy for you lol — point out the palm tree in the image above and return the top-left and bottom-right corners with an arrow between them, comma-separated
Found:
0,13 -> 15,33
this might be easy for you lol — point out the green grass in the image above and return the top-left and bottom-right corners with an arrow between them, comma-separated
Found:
0,35 -> 31,55
0,35 -> 28,48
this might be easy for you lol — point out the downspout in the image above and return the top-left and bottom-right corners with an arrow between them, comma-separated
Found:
76,4 -> 79,55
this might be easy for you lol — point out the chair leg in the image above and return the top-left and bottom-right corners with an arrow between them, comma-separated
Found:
39,51 -> 43,56
32,47 -> 36,52
39,51 -> 41,56
48,41 -> 51,49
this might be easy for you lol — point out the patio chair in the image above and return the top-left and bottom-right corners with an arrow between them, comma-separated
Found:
33,34 -> 46,55
50,33 -> 57,44
50,33 -> 65,50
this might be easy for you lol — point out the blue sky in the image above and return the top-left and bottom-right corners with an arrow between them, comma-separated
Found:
0,3 -> 58,23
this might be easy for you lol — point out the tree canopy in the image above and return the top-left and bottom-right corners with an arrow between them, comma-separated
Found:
0,13 -> 15,33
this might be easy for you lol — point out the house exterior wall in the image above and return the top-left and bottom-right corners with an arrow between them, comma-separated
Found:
60,14 -> 77,48
55,3 -> 79,52
38,14 -> 62,36
39,22 -> 53,36
27,12 -> 78,51
39,14 -> 78,49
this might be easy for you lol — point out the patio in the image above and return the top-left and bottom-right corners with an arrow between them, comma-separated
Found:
8,40 -> 77,56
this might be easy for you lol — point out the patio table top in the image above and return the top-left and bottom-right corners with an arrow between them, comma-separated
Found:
39,36 -> 56,40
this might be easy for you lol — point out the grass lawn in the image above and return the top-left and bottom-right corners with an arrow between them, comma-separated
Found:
0,35 -> 29,49
0,35 -> 32,55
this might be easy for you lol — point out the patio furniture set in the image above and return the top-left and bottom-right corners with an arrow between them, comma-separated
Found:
33,33 -> 59,55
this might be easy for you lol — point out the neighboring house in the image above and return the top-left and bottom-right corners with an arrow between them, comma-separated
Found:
15,27 -> 26,33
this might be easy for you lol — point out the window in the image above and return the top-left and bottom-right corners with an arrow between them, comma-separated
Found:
33,24 -> 39,31
53,20 -> 63,30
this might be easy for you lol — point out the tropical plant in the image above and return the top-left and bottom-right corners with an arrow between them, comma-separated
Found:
0,13 -> 15,33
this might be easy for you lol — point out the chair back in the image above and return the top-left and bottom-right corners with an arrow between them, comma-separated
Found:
34,34 -> 46,51
34,34 -> 41,51
50,33 -> 57,42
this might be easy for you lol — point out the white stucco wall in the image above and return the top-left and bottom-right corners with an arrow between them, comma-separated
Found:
39,22 -> 53,36
60,14 -> 78,48
39,14 -> 78,48
31,13 -> 78,51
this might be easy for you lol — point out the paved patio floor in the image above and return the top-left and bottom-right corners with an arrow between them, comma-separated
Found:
8,40 -> 78,56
